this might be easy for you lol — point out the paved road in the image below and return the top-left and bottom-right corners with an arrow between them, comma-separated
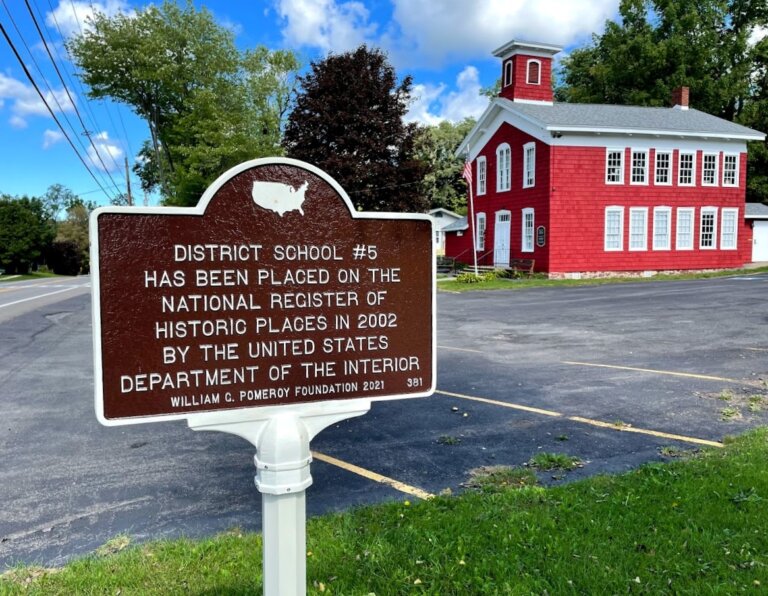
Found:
1,274 -> 767,569
0,277 -> 91,323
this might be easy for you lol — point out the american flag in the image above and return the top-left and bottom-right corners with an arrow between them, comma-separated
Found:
462,160 -> 472,187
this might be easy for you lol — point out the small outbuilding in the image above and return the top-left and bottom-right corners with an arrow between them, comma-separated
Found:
427,208 -> 462,255
448,39 -> 766,277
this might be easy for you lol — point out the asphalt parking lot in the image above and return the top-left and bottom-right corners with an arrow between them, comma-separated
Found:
1,273 -> 767,569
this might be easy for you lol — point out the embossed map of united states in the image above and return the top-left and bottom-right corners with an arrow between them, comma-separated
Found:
251,180 -> 309,216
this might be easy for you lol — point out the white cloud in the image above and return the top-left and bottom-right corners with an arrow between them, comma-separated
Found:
87,131 -> 123,172
43,129 -> 65,148
45,0 -> 130,38
274,0 -> 619,62
406,66 -> 489,125
406,82 -> 446,126
0,72 -> 76,127
274,0 -> 378,53
9,115 -> 27,129
391,0 -> 619,65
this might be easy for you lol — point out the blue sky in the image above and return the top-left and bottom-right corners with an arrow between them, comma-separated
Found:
0,0 -> 623,206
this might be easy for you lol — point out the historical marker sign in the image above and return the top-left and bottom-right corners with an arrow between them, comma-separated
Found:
91,158 -> 435,425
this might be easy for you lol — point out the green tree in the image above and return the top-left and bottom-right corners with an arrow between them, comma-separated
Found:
556,0 -> 768,201
282,45 -> 427,213
53,201 -> 92,274
69,1 -> 299,205
414,118 -> 476,214
0,196 -> 55,274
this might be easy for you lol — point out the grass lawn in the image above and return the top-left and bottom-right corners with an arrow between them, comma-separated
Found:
3,428 -> 767,594
438,266 -> 768,292
0,272 -> 67,283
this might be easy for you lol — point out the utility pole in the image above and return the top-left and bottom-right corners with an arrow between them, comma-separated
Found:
124,156 -> 133,206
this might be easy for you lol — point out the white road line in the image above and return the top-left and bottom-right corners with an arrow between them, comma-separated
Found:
0,285 -> 87,309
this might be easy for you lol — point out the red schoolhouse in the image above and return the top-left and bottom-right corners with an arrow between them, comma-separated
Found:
447,40 -> 766,277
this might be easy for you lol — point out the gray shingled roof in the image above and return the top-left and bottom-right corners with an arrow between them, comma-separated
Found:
442,216 -> 468,232
745,203 -> 768,219
502,99 -> 765,140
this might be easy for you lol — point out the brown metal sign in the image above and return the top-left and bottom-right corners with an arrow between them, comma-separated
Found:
90,158 -> 435,425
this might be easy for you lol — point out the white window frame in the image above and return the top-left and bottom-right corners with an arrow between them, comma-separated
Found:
678,151 -> 696,186
496,143 -> 511,192
630,149 -> 649,185
699,207 -> 718,249
652,206 -> 672,250
629,207 -> 649,251
526,59 -> 541,85
604,206 -> 624,251
522,208 -> 535,252
477,156 -> 487,196
722,153 -> 739,187
475,212 -> 486,251
605,149 -> 624,184
676,208 -> 695,251
720,208 -> 738,250
504,61 -> 513,87
654,151 -> 672,185
701,153 -> 719,186
523,142 -> 536,188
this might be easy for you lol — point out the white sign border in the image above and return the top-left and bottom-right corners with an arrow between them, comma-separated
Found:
90,157 -> 437,427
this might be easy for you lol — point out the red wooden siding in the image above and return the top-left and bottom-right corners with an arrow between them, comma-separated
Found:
499,54 -> 554,103
548,147 -> 749,274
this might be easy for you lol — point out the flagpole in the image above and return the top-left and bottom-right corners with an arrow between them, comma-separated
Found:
464,151 -> 479,277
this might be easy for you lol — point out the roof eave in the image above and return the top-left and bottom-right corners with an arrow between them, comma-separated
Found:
548,126 -> 766,142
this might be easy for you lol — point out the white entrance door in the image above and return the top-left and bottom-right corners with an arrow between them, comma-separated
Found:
494,210 -> 511,267
753,220 -> 768,262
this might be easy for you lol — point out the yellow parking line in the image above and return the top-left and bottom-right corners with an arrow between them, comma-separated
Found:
567,417 -> 723,448
438,345 -> 485,354
312,451 -> 434,500
436,390 -> 723,449
562,361 -> 743,384
437,390 -> 562,417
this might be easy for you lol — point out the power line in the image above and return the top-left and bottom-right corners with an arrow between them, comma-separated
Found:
42,0 -> 129,165
0,19 -> 115,201
23,0 -> 124,196
1,0 -> 117,199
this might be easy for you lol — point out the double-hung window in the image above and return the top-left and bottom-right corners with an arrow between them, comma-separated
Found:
653,207 -> 672,250
722,154 -> 739,187
700,207 -> 718,249
678,152 -> 696,186
720,208 -> 738,250
629,207 -> 648,251
522,208 -> 534,252
676,208 -> 694,250
654,151 -> 671,185
606,149 -> 624,184
702,153 -> 718,186
496,143 -> 511,192
477,156 -> 487,196
604,206 -> 624,251
476,212 -> 486,251
631,150 -> 649,184
523,143 -> 535,188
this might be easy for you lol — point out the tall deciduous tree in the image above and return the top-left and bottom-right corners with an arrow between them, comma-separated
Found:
69,1 -> 299,205
282,46 -> 427,213
0,196 -> 55,274
556,0 -> 768,202
414,118 -> 476,214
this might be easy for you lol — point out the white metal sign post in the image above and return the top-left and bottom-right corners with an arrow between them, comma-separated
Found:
90,158 -> 436,596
